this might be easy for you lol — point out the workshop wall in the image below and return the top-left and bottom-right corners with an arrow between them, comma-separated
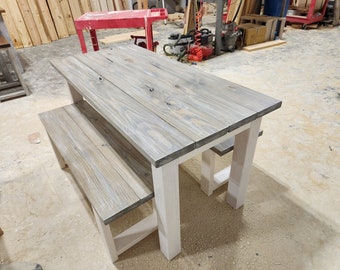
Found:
0,0 -> 129,48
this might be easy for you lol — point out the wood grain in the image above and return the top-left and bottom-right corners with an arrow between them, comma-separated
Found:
78,50 -> 246,145
51,57 -> 195,167
35,0 -> 58,41
212,130 -> 263,156
39,102 -> 154,225
51,45 -> 281,167
16,0 -> 42,46
59,0 -> 76,35
75,100 -> 153,191
46,0 -> 69,38
4,0 -> 32,47
94,47 -> 280,142
26,0 -> 50,44
114,45 -> 282,122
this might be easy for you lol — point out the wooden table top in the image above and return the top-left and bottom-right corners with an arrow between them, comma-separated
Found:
51,45 -> 281,167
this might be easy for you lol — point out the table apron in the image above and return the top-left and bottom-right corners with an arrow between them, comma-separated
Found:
178,122 -> 252,164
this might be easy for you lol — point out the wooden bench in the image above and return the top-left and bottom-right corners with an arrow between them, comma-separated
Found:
39,100 -> 157,262
0,35 -> 29,102
201,130 -> 263,196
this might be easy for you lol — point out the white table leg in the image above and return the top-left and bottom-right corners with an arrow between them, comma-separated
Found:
227,117 -> 262,209
152,160 -> 181,260
201,149 -> 216,196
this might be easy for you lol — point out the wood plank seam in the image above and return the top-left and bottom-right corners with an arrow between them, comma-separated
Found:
39,100 -> 157,262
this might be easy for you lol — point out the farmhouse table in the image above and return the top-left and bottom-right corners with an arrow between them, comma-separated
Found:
74,8 -> 168,53
51,45 -> 281,260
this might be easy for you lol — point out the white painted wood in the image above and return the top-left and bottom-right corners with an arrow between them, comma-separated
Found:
114,210 -> 158,255
178,123 -> 251,164
201,150 -> 231,195
152,161 -> 181,260
93,206 -> 119,262
227,118 -> 262,209
201,149 -> 215,196
214,166 -> 231,187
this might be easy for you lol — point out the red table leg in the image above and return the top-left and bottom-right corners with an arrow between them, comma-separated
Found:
145,21 -> 154,51
90,29 -> 99,51
76,30 -> 88,53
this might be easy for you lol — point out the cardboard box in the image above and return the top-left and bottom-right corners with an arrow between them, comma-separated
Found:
238,23 -> 267,46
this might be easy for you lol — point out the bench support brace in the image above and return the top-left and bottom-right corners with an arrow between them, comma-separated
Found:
93,206 -> 158,262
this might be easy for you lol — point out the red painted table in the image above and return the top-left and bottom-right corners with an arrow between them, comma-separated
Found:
74,8 -> 168,53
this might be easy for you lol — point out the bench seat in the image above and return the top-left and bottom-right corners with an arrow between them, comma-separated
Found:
39,100 -> 156,262
211,130 -> 263,156
201,130 -> 263,196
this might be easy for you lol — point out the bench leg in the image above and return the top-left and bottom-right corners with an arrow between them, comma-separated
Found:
152,161 -> 181,260
201,149 -> 216,196
227,117 -> 262,209
68,83 -> 83,103
48,135 -> 66,169
93,206 -> 119,262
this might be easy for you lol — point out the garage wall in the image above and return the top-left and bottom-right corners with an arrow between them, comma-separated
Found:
0,0 -> 129,48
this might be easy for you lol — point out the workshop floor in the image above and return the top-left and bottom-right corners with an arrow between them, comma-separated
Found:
0,17 -> 339,270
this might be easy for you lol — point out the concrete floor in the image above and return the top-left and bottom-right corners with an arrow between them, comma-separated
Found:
0,17 -> 339,269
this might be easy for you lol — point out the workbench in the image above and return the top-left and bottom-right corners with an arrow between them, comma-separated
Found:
74,8 -> 168,53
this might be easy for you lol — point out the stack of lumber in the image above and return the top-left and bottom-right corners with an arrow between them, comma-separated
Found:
1,0 -> 129,49
226,0 -> 261,24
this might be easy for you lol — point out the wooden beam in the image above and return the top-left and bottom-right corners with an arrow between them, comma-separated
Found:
3,0 -> 32,47
27,0 -> 51,44
47,0 -> 69,38
90,0 -> 101,11
183,0 -> 196,35
99,0 -> 109,11
68,0 -> 82,19
79,0 -> 93,13
16,0 -> 42,46
0,1 -> 23,48
59,0 -> 76,35
334,0 -> 340,26
243,39 -> 287,52
36,0 -> 59,41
